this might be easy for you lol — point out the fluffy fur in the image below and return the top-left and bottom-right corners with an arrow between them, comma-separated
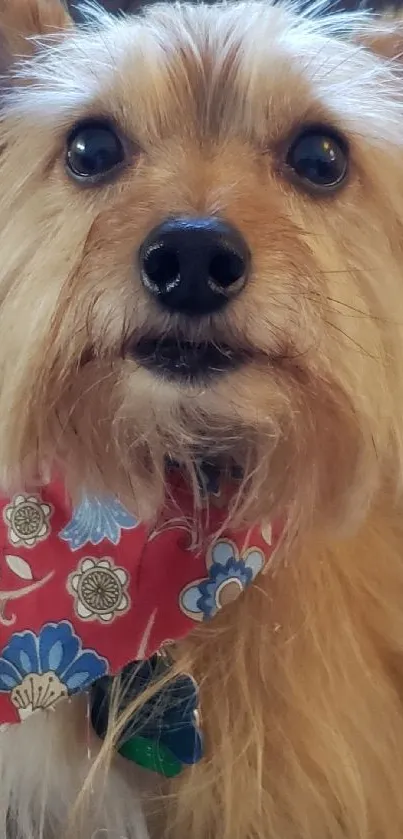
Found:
1,0 -> 403,837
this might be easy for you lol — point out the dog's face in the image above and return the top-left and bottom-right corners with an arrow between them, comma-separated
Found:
0,0 -> 402,528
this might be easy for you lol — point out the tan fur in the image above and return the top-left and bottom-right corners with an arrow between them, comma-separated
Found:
0,0 -> 69,61
1,1 -> 403,837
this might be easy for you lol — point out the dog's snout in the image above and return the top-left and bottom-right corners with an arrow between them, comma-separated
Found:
138,217 -> 250,316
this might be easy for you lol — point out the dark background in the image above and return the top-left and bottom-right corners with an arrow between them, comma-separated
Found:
67,0 -> 401,17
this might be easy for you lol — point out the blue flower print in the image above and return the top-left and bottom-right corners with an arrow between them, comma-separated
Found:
59,495 -> 139,550
180,539 -> 265,622
0,621 -> 107,720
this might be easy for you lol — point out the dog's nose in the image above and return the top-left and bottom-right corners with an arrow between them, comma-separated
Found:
138,217 -> 250,316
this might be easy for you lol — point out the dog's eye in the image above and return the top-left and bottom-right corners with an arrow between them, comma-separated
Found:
286,128 -> 348,191
66,120 -> 125,183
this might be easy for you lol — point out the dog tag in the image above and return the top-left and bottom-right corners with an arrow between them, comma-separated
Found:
90,651 -> 203,777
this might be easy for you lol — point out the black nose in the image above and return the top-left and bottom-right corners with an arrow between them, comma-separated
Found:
138,217 -> 250,316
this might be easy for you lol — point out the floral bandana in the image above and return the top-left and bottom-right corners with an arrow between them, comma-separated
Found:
0,471 -> 281,728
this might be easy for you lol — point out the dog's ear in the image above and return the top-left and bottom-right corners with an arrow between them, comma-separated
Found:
359,15 -> 403,61
0,0 -> 70,63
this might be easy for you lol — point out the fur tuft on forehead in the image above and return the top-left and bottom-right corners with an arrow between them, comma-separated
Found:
2,1 -> 403,152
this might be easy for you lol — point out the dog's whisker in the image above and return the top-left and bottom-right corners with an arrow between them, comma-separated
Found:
324,319 -> 381,359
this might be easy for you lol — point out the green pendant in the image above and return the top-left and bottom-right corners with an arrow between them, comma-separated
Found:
118,735 -> 183,778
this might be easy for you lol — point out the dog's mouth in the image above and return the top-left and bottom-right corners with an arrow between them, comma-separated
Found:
128,337 -> 245,381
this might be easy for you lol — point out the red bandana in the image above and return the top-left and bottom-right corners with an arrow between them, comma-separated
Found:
0,473 -> 281,726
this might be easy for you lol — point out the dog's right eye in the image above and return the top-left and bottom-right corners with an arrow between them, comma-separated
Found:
285,126 -> 348,193
66,120 -> 126,183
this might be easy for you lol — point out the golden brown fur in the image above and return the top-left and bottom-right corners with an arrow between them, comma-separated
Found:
1,1 -> 403,837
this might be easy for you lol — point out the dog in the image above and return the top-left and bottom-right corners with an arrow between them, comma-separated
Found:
0,0 -> 403,837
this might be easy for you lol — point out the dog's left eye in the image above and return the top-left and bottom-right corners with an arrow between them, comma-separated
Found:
66,120 -> 126,183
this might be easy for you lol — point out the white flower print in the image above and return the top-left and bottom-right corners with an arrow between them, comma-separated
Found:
68,557 -> 130,623
3,495 -> 52,548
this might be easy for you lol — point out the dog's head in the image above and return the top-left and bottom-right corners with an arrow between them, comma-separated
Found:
0,0 -> 402,530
